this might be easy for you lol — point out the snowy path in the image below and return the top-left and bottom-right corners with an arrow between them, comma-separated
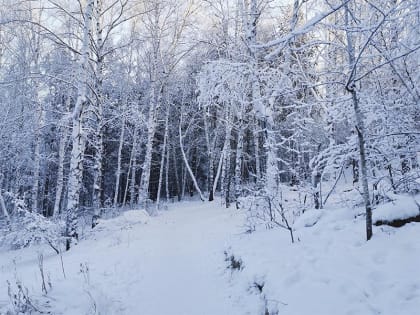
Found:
100,202 -> 245,315
0,201 -> 248,315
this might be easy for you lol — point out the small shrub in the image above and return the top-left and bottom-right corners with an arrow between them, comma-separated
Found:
6,280 -> 44,314
224,250 -> 243,271
244,191 -> 295,243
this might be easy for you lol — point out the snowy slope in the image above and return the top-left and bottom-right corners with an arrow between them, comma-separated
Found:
1,199 -> 420,315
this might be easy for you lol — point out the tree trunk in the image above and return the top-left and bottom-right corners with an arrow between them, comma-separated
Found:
172,146 -> 181,202
32,104 -> 43,214
113,116 -> 126,207
212,151 -> 224,200
351,89 -> 373,240
124,125 -> 138,207
91,116 -> 104,210
179,115 -> 205,201
265,126 -> 279,199
344,3 -> 372,241
221,109 -> 232,208
156,106 -> 169,211
203,111 -> 215,201
138,85 -> 161,207
129,154 -> 137,207
234,123 -> 244,209
0,174 -> 9,219
31,30 -> 44,214
66,0 -> 94,250
53,97 -> 70,217
92,0 -> 105,211
0,191 -> 8,219
165,140 -> 170,202
253,117 -> 261,185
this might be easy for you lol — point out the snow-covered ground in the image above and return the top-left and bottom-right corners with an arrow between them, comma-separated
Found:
1,197 -> 420,315
0,201 -> 247,314
229,203 -> 420,315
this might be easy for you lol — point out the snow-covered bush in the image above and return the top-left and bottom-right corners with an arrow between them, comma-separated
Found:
243,188 -> 297,243
0,207 -> 65,252
3,277 -> 53,315
5,280 -> 40,315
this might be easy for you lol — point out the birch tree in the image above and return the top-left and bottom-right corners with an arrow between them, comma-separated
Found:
65,0 -> 94,250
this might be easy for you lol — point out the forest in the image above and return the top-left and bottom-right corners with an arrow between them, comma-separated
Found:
0,0 -> 419,245
0,0 -> 419,313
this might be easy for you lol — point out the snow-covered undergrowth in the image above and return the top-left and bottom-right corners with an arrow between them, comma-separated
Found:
0,209 -> 65,252
1,195 -> 419,315
228,193 -> 420,315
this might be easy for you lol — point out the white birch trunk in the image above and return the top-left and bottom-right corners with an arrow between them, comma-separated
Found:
26,10 -> 44,214
129,152 -> 138,207
165,140 -> 170,202
265,127 -> 279,198
247,0 -> 262,187
181,154 -> 187,199
113,116 -> 126,207
66,0 -> 94,250
179,114 -> 205,201
212,150 -> 224,198
138,3 -> 162,207
138,85 -> 160,206
31,48 -> 44,214
344,3 -> 372,240
123,157 -> 131,207
156,106 -> 169,210
53,97 -> 71,217
32,99 -> 44,213
0,174 -> 9,219
125,125 -> 139,207
53,129 -> 67,217
0,191 -> 8,219
234,122 -> 244,209
203,106 -> 216,201
253,119 -> 261,184
221,108 -> 232,207
92,0 -> 104,211
92,112 -> 104,210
